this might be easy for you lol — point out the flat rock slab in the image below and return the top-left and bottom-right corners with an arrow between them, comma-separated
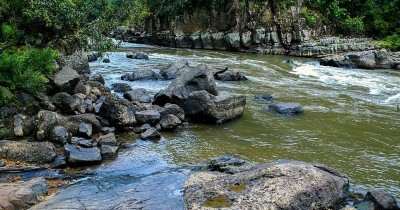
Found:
184,160 -> 349,209
0,177 -> 47,210
64,144 -> 102,166
0,140 -> 56,164
268,102 -> 304,115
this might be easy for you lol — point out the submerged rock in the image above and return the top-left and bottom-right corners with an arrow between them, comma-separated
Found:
268,102 -> 304,115
256,94 -> 274,102
0,140 -> 56,163
209,154 -> 247,173
365,190 -> 399,210
184,160 -> 349,209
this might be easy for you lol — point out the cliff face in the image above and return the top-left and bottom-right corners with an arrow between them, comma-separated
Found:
116,0 -> 376,57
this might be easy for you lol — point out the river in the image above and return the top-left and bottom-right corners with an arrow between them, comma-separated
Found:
32,43 -> 400,209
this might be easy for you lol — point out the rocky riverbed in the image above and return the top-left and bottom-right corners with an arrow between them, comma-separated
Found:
0,43 -> 399,209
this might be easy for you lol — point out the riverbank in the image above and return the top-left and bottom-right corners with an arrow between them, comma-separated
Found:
0,43 -> 399,209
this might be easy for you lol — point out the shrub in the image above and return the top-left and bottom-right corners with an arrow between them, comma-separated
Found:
381,34 -> 400,51
0,48 -> 58,96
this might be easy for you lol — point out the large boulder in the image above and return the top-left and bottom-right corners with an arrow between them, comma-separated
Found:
0,140 -> 56,163
100,145 -> 119,160
225,32 -> 241,50
97,133 -> 117,146
154,64 -> 217,106
57,50 -> 90,74
64,144 -> 102,166
182,91 -> 246,124
159,60 -> 190,80
99,95 -> 138,127
123,88 -> 151,103
184,160 -> 349,209
49,126 -> 70,144
157,103 -> 185,121
347,51 -> 376,69
320,55 -> 354,68
51,92 -> 82,114
140,127 -> 161,140
215,71 -> 248,81
53,67 -> 80,93
212,32 -> 229,50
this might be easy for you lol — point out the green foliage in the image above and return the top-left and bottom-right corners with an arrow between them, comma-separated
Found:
0,48 -> 58,93
301,7 -> 318,27
0,86 -> 13,106
339,16 -> 365,35
381,34 -> 400,51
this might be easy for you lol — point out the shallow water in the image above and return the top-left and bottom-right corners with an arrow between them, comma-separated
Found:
34,43 -> 399,209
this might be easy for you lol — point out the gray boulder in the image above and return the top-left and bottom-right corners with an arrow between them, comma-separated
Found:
70,137 -> 96,148
66,114 -> 103,134
182,91 -> 246,124
154,64 -> 217,106
175,35 -> 193,48
212,32 -> 229,50
50,126 -> 70,144
89,73 -> 105,84
160,60 -> 190,80
140,127 -> 161,140
99,95 -> 137,126
158,103 -> 185,121
184,160 -> 349,209
53,67 -> 80,93
78,122 -> 92,138
64,144 -> 102,166
160,114 -> 181,130
347,51 -> 376,69
365,190 -> 399,210
0,140 -> 56,163
100,145 -> 119,160
87,52 -> 98,62
51,92 -> 82,114
241,31 -> 253,48
123,88 -> 151,103
126,52 -> 149,60
135,110 -> 161,125
111,83 -> 132,92
97,133 -> 117,146
36,110 -> 65,141
103,58 -> 110,63
268,102 -> 304,115
320,55 -> 354,68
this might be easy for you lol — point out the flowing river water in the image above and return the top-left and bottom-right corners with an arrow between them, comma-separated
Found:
33,43 -> 400,209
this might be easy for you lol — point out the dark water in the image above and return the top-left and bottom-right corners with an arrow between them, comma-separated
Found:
33,43 -> 399,209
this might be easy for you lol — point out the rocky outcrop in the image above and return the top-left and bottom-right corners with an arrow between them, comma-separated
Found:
184,160 -> 349,209
320,50 -> 400,70
0,140 -> 56,163
0,177 -> 48,210
154,63 -> 246,124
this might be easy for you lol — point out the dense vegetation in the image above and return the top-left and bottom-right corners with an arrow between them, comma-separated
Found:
143,0 -> 400,50
0,0 -> 142,105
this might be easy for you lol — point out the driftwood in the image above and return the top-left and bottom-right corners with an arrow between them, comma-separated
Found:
213,67 -> 229,78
